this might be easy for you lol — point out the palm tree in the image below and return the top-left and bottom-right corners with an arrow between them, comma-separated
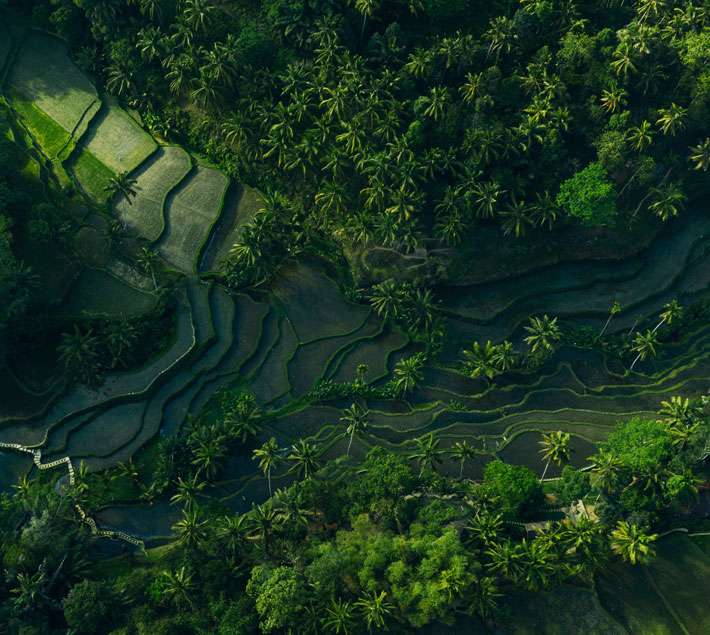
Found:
611,43 -> 637,78
182,0 -> 215,34
501,197 -> 533,238
392,354 -> 424,395
172,507 -> 208,551
420,86 -> 450,121
170,474 -> 205,509
354,0 -> 380,41
598,301 -> 621,338
627,120 -> 654,152
469,576 -> 501,621
532,191 -> 558,230
462,340 -> 499,381
649,182 -> 686,222
341,403 -> 370,457
57,326 -> 100,383
484,15 -> 517,59
538,430 -> 571,481
369,279 -> 402,321
104,171 -> 138,203
473,181 -> 503,219
492,340 -> 518,372
161,567 -> 195,610
408,433 -> 443,476
600,85 -> 628,113
450,440 -> 476,478
518,538 -> 555,592
249,502 -> 280,553
629,329 -> 659,370
653,299 -> 683,333
191,435 -> 226,481
689,138 -> 710,171
524,315 -> 562,357
136,247 -> 159,290
466,511 -> 504,546
486,540 -> 524,583
658,395 -> 698,427
656,103 -> 687,136
588,449 -> 622,498
217,514 -> 249,560
253,437 -> 283,496
224,393 -> 261,443
460,71 -> 483,104
322,598 -> 355,634
355,590 -> 393,632
610,521 -> 658,565
403,48 -> 432,78
288,439 -> 322,480
104,320 -> 139,368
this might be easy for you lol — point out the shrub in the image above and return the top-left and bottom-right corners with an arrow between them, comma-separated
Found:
557,162 -> 617,227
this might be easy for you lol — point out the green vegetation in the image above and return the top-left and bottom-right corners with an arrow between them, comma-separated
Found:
0,0 -> 709,633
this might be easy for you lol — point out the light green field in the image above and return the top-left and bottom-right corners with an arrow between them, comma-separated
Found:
10,93 -> 71,158
158,165 -> 229,272
115,146 -> 192,241
69,148 -> 115,203
80,102 -> 157,174
9,32 -> 98,139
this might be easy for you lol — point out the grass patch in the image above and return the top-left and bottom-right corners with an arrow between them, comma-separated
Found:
81,102 -> 157,174
114,146 -> 192,241
68,148 -> 115,203
9,32 -> 97,135
10,92 -> 70,157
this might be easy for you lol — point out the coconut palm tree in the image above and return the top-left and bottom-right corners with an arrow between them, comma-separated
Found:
288,439 -> 322,480
469,576 -> 501,621
420,86 -> 450,121
629,329 -> 659,370
610,521 -> 657,565
217,514 -> 249,560
369,279 -> 402,321
224,393 -> 261,443
473,181 -> 504,219
598,301 -> 622,338
170,474 -> 206,509
253,438 -> 283,496
136,247 -> 159,290
653,299 -> 683,333
531,191 -> 558,230
649,182 -> 686,222
486,539 -> 524,583
104,171 -> 138,203
172,507 -> 208,551
524,315 -> 562,357
627,120 -> 654,152
600,85 -> 628,113
182,0 -> 216,33
57,326 -> 100,384
392,354 -> 424,395
191,435 -> 226,481
355,590 -> 393,631
466,511 -> 504,546
588,449 -> 622,498
321,597 -> 355,634
408,433 -> 443,476
658,395 -> 698,428
249,502 -> 280,553
161,567 -> 195,610
462,340 -> 499,381
460,71 -> 483,104
341,403 -> 370,457
492,340 -> 518,372
518,538 -> 555,591
611,43 -> 637,78
538,430 -> 571,481
450,440 -> 476,478
501,197 -> 533,238
689,138 -> 710,171
656,103 -> 687,136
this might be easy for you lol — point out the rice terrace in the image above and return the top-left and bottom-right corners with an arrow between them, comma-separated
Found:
0,2 -> 709,633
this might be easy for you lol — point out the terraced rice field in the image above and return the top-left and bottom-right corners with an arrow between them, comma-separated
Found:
0,23 -> 708,556
8,32 -> 99,159
115,146 -> 192,241
157,165 -> 229,272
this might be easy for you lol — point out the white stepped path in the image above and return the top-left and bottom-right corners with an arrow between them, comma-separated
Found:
0,441 -> 143,547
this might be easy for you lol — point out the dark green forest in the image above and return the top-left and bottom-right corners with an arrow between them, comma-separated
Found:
1,0 -> 710,633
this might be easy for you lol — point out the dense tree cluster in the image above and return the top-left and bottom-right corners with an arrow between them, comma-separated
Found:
9,0 -> 710,290
1,395 -> 707,633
